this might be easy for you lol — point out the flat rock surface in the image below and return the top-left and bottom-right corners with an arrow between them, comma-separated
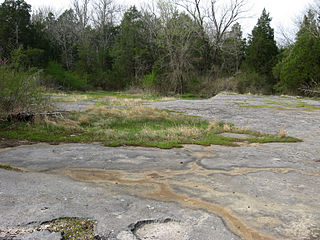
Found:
1,93 -> 320,240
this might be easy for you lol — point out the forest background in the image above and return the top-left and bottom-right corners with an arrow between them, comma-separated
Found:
1,0 -> 320,102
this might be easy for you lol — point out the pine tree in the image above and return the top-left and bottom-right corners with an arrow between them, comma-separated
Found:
242,9 -> 278,89
274,10 -> 320,94
111,6 -> 152,88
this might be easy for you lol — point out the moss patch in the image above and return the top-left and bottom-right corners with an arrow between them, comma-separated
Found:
0,164 -> 22,172
234,100 -> 320,111
48,217 -> 96,240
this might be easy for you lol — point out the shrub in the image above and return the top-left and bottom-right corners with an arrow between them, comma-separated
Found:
185,76 -> 201,94
142,71 -> 157,90
236,72 -> 273,94
200,76 -> 241,97
45,61 -> 88,90
11,46 -> 46,70
0,66 -> 49,118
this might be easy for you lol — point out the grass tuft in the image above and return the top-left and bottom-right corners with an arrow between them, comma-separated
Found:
278,128 -> 287,138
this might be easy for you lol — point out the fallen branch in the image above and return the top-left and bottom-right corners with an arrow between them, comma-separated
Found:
7,110 -> 70,122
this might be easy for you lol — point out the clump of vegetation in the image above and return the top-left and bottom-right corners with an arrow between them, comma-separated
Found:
0,66 -> 50,119
45,62 -> 88,91
273,10 -> 320,96
0,164 -> 22,172
0,105 -> 301,149
48,218 -> 96,240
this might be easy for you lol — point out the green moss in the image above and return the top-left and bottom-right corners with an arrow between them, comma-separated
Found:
234,99 -> 320,111
0,164 -> 22,172
48,218 -> 96,240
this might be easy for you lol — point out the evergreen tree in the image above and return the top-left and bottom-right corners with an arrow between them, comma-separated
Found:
111,6 -> 151,89
0,0 -> 32,58
242,9 -> 278,91
274,10 -> 320,94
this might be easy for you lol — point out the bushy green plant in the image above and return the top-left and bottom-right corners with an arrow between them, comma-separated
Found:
185,76 -> 201,94
273,17 -> 320,95
0,66 -> 48,118
11,46 -> 46,70
89,70 -> 126,90
45,61 -> 88,90
142,71 -> 157,90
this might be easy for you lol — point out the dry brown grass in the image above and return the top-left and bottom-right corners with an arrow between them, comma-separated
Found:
223,123 -> 232,131
278,128 -> 287,138
238,124 -> 251,131
87,105 -> 170,121
79,115 -> 90,126
208,120 -> 220,130
53,94 -> 89,102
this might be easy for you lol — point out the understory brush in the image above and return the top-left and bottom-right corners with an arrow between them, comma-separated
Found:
45,62 -> 88,91
0,66 -> 50,119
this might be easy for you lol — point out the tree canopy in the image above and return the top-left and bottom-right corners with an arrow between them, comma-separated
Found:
0,0 -> 319,96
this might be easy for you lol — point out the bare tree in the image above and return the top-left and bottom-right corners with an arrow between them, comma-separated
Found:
72,0 -> 91,30
277,25 -> 297,47
46,9 -> 79,70
92,0 -> 120,29
176,0 -> 249,64
32,6 -> 59,23
156,0 -> 202,93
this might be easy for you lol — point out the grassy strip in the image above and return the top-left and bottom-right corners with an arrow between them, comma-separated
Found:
0,164 -> 22,172
48,90 -> 204,103
0,105 -> 301,149
234,101 -> 320,111
48,218 -> 96,240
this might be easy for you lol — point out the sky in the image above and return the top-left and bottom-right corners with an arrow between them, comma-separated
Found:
0,0 -> 315,43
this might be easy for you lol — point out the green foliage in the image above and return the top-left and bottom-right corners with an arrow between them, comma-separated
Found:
90,70 -> 125,90
142,71 -> 157,90
185,76 -> 201,94
0,66 -> 48,117
45,61 -> 88,90
11,46 -> 45,70
2,0 -> 318,96
274,11 -> 320,94
243,9 -> 278,75
236,72 -> 272,94
0,0 -> 32,58
111,6 -> 152,88
241,9 -> 278,93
